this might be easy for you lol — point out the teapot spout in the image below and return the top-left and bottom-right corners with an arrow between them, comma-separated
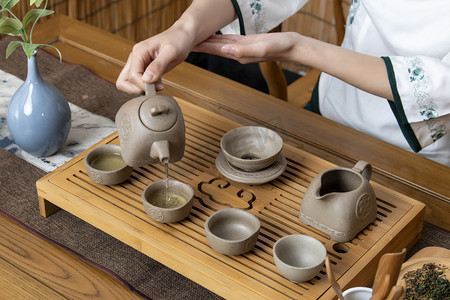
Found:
150,140 -> 170,163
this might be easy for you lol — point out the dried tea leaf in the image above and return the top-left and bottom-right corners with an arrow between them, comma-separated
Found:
403,262 -> 450,299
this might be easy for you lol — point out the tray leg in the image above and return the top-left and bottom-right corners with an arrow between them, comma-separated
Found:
39,196 -> 60,217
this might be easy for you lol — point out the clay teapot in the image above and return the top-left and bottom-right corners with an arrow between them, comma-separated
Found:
299,160 -> 377,243
115,83 -> 185,167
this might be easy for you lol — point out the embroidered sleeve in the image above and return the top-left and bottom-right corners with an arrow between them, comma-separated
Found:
383,55 -> 450,151
222,0 -> 308,35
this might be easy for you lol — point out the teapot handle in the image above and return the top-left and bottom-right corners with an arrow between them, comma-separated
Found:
352,160 -> 372,180
145,82 -> 156,96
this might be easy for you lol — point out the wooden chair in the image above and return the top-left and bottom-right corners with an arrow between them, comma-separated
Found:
259,0 -> 346,107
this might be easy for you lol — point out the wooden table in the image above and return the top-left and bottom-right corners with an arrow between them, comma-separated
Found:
33,15 -> 449,232
26,15 -> 447,299
0,212 -> 143,299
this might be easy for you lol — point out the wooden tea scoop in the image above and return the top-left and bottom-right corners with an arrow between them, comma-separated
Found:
386,285 -> 404,300
371,248 -> 407,300
325,256 -> 344,300
370,274 -> 391,300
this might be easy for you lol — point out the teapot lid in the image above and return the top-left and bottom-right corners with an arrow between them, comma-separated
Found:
139,96 -> 177,132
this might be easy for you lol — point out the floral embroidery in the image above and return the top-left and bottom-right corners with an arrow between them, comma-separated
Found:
405,57 -> 446,142
249,0 -> 267,33
250,0 -> 261,15
347,0 -> 361,25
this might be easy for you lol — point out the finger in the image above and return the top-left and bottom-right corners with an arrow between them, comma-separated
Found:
193,40 -> 226,55
144,44 -> 184,83
128,44 -> 152,87
204,34 -> 246,43
116,54 -> 131,89
193,33 -> 242,46
223,40 -> 269,59
155,78 -> 164,91
116,54 -> 145,94
220,44 -> 267,64
117,81 -> 146,95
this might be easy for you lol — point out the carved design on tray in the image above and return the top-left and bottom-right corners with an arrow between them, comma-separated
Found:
197,178 -> 256,210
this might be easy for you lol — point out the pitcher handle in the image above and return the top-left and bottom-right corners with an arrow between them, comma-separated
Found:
352,160 -> 372,180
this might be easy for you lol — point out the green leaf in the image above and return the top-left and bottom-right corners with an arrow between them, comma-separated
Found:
30,0 -> 44,8
21,42 -> 38,58
0,17 -> 22,35
5,40 -> 63,62
0,0 -> 20,10
5,40 -> 21,58
43,43 -> 62,62
22,9 -> 54,29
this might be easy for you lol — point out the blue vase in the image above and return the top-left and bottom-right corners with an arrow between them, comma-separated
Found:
7,51 -> 71,157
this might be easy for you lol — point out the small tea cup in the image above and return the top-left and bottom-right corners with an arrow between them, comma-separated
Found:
84,144 -> 133,185
142,179 -> 194,223
342,287 -> 373,300
220,126 -> 283,171
273,234 -> 326,283
204,208 -> 260,255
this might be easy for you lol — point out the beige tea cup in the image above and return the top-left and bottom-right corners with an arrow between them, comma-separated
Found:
342,287 -> 373,300
273,234 -> 326,283
142,179 -> 194,223
84,144 -> 133,185
220,126 -> 283,171
204,208 -> 260,255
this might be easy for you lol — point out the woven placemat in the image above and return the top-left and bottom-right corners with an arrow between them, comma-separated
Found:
0,37 -> 221,300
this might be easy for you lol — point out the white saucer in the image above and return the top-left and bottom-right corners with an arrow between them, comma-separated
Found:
215,151 -> 287,185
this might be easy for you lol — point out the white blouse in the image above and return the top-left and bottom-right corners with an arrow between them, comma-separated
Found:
222,0 -> 450,166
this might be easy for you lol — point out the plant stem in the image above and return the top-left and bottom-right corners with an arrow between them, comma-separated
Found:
29,0 -> 49,44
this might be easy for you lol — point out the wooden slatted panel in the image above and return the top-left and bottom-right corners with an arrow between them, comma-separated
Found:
36,98 -> 424,299
8,0 -> 190,42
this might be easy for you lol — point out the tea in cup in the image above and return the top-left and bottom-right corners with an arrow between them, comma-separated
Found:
84,144 -> 133,185
142,179 -> 194,223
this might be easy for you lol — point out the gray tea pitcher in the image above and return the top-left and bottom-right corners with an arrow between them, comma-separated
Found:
299,160 -> 377,243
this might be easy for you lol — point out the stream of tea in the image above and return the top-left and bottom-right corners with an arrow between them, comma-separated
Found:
153,158 -> 187,209
164,158 -> 171,203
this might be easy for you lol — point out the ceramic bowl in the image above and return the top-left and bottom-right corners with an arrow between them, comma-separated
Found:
342,287 -> 373,300
273,234 -> 327,283
142,179 -> 194,223
84,144 -> 133,185
220,126 -> 283,171
204,208 -> 260,255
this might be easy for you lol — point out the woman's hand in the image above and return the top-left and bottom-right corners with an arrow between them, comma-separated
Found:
116,26 -> 195,94
116,0 -> 236,95
193,32 -> 300,64
195,32 -> 393,100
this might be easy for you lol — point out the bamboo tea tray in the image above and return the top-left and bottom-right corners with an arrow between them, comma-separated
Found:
37,98 -> 426,299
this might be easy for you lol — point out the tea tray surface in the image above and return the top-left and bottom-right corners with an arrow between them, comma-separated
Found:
37,98 -> 426,299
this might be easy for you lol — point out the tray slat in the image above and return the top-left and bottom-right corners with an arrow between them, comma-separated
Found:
37,98 -> 425,299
